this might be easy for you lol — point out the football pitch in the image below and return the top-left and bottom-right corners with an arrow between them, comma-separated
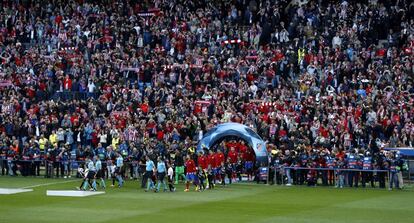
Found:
0,177 -> 413,223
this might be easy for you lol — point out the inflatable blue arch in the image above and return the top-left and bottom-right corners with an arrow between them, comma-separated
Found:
197,122 -> 268,164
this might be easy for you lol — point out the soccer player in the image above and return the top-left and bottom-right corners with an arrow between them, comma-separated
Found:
228,147 -> 238,182
174,150 -> 185,184
197,151 -> 207,184
156,157 -> 167,192
215,150 -> 225,183
95,156 -> 106,189
184,154 -> 197,192
197,151 -> 208,171
207,150 -> 217,185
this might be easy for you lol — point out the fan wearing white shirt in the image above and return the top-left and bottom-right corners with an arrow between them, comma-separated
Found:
249,83 -> 258,98
98,132 -> 108,148
332,33 -> 342,48
87,80 -> 96,98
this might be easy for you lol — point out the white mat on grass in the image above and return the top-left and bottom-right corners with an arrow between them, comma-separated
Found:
46,190 -> 105,197
0,188 -> 33,194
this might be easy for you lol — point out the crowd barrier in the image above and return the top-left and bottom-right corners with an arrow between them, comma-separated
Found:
265,166 -> 400,190
0,159 -> 407,190
0,158 -> 144,179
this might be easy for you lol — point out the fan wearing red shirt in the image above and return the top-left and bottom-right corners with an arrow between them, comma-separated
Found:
194,103 -> 202,114
319,125 -> 329,138
156,129 -> 164,141
184,155 -> 197,192
63,74 -> 72,91
140,103 -> 149,114
278,126 -> 288,141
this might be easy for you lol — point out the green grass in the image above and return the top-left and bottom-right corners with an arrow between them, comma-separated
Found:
0,177 -> 413,223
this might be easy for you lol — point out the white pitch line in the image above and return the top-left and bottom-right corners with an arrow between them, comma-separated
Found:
22,179 -> 79,189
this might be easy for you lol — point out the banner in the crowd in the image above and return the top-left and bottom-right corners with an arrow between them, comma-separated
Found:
111,111 -> 129,118
121,67 -> 140,72
221,82 -> 236,88
163,63 -> 202,70
245,55 -> 258,60
194,100 -> 211,105
197,122 -> 268,164
194,100 -> 211,113
137,8 -> 161,17
98,36 -> 113,43
0,80 -> 13,88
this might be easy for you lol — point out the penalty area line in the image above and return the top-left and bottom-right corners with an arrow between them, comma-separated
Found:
22,179 -> 79,189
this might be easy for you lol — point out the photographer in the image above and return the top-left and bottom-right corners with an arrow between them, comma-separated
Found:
0,142 -> 8,175
6,145 -> 17,176
374,151 -> 387,189
387,151 -> 401,190
361,151 -> 375,188
346,149 -> 360,188
21,144 -> 32,176
282,150 -> 293,186
31,144 -> 41,176
60,145 -> 71,178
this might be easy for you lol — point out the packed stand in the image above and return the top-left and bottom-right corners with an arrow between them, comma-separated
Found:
0,0 -> 413,189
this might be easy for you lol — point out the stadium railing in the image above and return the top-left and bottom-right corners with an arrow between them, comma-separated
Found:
0,158 -> 143,179
0,158 -> 405,190
269,166 -> 395,190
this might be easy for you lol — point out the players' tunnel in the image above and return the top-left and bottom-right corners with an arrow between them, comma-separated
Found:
197,123 -> 268,165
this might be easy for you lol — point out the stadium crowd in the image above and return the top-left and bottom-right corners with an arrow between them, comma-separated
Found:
0,0 -> 413,190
